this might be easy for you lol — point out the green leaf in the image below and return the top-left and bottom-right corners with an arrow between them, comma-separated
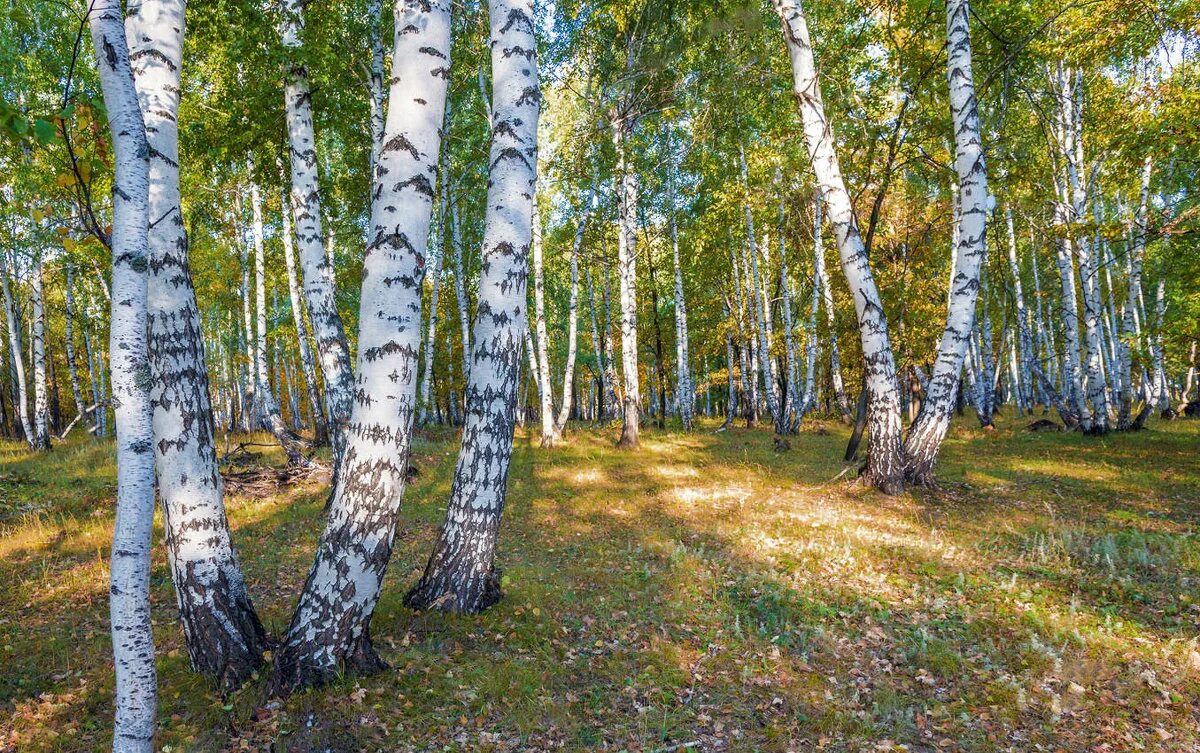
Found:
33,119 -> 57,145
10,117 -> 28,136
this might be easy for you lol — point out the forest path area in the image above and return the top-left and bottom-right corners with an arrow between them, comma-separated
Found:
2,415 -> 1199,752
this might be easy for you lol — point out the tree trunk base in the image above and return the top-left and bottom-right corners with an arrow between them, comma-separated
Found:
404,564 -> 503,615
177,566 -> 270,692
271,628 -> 388,697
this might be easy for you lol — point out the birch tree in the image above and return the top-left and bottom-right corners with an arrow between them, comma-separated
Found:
30,255 -> 50,449
280,188 -> 326,444
773,0 -> 906,492
90,0 -> 158,746
405,0 -> 540,613
273,0 -> 451,694
280,0 -> 354,461
128,0 -> 268,688
904,0 -> 989,485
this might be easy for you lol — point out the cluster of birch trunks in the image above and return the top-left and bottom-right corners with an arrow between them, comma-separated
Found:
0,0 -> 1175,749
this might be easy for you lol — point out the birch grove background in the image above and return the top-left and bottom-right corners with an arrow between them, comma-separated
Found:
1,0 -> 1199,750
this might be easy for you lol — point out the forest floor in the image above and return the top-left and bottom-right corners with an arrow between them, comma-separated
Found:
1,412 -> 1199,752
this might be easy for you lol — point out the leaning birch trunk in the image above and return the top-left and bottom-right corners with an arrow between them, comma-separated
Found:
555,192 -> 590,435
249,167 -> 307,463
1117,157 -> 1152,429
903,0 -> 989,484
613,119 -> 641,448
90,2 -> 158,747
0,250 -> 32,444
280,189 -> 327,444
532,203 -> 558,446
404,0 -> 539,613
774,0 -> 905,492
273,0 -> 451,694
128,0 -> 268,688
281,0 -> 354,462
63,264 -> 88,427
30,256 -> 50,450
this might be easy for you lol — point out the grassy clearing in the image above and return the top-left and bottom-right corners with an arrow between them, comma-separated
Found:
1,412 -> 1198,752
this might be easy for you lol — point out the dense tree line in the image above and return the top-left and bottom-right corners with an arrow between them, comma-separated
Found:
0,0 -> 1196,746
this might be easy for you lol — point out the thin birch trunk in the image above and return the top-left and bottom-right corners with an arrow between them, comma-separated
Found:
419,155 -> 449,426
30,256 -> 50,450
904,0 -> 989,483
532,203 -> 558,446
450,198 -> 471,393
281,0 -> 354,462
555,188 -> 590,435
585,259 -> 608,422
1117,158 -> 1152,428
273,0 -> 451,694
405,0 -> 539,613
740,148 -> 781,431
801,194 -> 820,417
280,188 -> 327,444
669,164 -> 693,431
249,166 -> 306,462
63,264 -> 88,427
90,2 -> 157,746
774,0 -> 905,492
1,249 -> 31,444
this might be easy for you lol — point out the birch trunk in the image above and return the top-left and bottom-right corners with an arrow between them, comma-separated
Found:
63,264 -> 88,427
1151,273 -> 1168,410
0,250 -> 31,444
532,204 -> 558,446
281,0 -> 354,461
801,193 -> 821,416
774,0 -> 905,492
90,2 -> 158,746
740,148 -> 781,431
405,0 -> 539,613
30,257 -> 50,450
601,252 -> 619,419
128,0 -> 268,688
614,119 -> 641,448
450,199 -> 472,391
669,167 -> 693,431
273,0 -> 451,694
419,162 -> 448,426
249,167 -> 306,462
585,260 -> 608,422
1117,158 -> 1152,429
280,189 -> 327,444
815,196 -> 850,422
81,301 -> 105,436
904,0 -> 989,483
555,193 -> 589,435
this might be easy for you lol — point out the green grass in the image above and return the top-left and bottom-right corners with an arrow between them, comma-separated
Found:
2,413 -> 1199,751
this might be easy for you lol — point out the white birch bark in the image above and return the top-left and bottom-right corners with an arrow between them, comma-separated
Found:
280,188 -> 326,444
531,203 -> 557,446
740,148 -> 781,431
405,0 -> 539,613
1117,158 -> 1152,428
555,188 -> 591,435
273,0 -> 451,694
669,164 -> 692,431
585,259 -> 608,421
249,165 -> 306,462
774,0 -> 905,491
600,250 -> 618,419
90,1 -> 157,746
30,256 -> 50,450
281,0 -> 354,461
63,264 -> 88,426
814,195 -> 850,421
0,249 -> 32,444
801,193 -> 820,416
81,298 -> 105,436
366,0 -> 386,183
128,0 -> 268,688
450,198 -> 472,391
613,118 -> 640,448
904,0 -> 989,483
419,156 -> 449,426
1151,273 -> 1168,410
